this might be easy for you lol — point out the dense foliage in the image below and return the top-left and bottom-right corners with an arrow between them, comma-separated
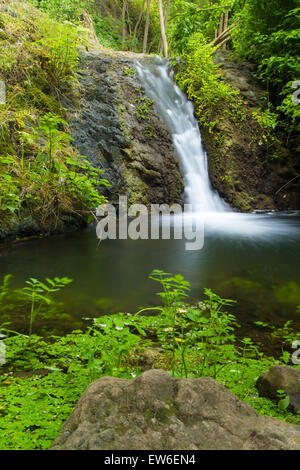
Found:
28,0 -> 158,51
0,2 -> 108,229
233,0 -> 300,147
1,270 -> 299,449
170,0 -> 299,153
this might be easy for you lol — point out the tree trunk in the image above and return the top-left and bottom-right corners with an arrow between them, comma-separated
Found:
133,0 -> 146,42
222,11 -> 229,49
158,0 -> 168,57
159,0 -> 171,54
127,3 -> 132,36
164,0 -> 171,28
143,0 -> 151,53
122,0 -> 127,49
218,13 -> 224,37
210,22 -> 238,47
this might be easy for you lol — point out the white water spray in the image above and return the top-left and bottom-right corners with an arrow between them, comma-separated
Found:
136,58 -> 228,212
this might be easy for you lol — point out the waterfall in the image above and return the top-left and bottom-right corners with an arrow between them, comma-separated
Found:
135,58 -> 300,240
135,59 -> 228,213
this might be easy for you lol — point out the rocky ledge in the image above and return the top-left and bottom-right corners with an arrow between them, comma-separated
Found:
51,369 -> 300,450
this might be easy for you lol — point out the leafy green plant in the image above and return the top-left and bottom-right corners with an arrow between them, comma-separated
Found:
35,16 -> 82,85
252,109 -> 277,130
136,270 -> 239,379
143,270 -> 191,376
29,0 -> 86,22
82,315 -> 143,379
144,124 -> 157,139
0,162 -> 21,216
22,277 -> 72,340
134,97 -> 154,122
255,319 -> 300,354
0,275 -> 12,306
123,67 -> 137,76
175,32 -> 241,127
35,113 -> 70,170
0,275 -> 14,335
149,269 -> 191,308
277,389 -> 290,411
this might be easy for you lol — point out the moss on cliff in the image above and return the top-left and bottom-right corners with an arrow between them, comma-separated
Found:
175,44 -> 300,212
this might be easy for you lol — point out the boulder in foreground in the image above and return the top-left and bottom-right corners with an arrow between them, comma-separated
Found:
51,369 -> 300,450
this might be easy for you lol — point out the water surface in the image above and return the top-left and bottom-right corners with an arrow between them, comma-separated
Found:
1,212 -> 299,337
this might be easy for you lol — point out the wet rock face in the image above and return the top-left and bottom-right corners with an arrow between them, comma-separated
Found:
51,369 -> 300,450
65,51 -> 183,206
256,365 -> 300,414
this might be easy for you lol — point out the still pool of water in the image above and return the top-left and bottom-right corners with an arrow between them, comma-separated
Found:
0,212 -> 300,337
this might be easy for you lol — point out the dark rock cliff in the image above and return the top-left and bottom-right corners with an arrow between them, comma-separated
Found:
64,51 -> 183,207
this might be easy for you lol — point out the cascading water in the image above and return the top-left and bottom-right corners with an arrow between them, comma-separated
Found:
135,58 -> 228,212
135,58 -> 300,240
